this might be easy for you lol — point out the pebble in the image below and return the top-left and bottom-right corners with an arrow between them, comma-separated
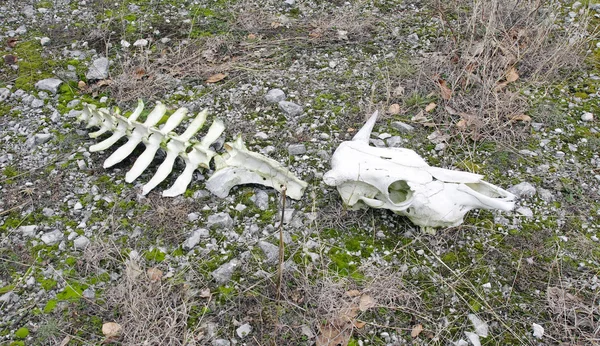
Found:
42,207 -> 55,217
236,323 -> 252,338
581,112 -> 594,122
120,40 -> 131,48
183,228 -> 209,250
391,121 -> 414,132
0,88 -> 10,102
41,229 -> 64,245
207,212 -> 233,229
288,143 -> 307,155
133,38 -> 149,47
516,207 -> 534,218
278,101 -> 303,117
35,78 -> 63,94
40,37 -> 51,46
259,241 -> 279,264
82,287 -> 96,299
187,212 -> 200,222
508,182 -> 536,198
255,132 -> 268,140
31,98 -> 44,108
265,89 -> 286,103
73,235 -> 90,250
250,190 -> 269,210
211,259 -> 240,284
86,57 -> 109,80
18,225 -> 37,237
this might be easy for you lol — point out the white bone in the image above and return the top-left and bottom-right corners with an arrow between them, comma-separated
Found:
141,109 -> 208,195
324,111 -> 515,228
162,118 -> 225,197
88,108 -> 116,138
125,106 -> 188,183
90,100 -> 144,152
206,136 -> 308,200
103,102 -> 166,168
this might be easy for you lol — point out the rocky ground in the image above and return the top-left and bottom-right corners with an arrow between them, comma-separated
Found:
1,0 -> 600,345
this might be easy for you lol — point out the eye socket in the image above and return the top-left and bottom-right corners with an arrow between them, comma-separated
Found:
387,180 -> 412,204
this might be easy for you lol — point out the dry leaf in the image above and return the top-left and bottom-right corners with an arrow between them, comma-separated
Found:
358,295 -> 376,311
206,73 -> 227,83
456,118 -> 467,129
339,306 -> 359,322
316,323 -> 352,346
147,267 -> 163,281
247,33 -> 257,40
78,81 -> 87,89
510,114 -> 531,122
309,30 -> 322,38
411,324 -> 424,338
352,320 -> 366,329
199,288 -> 211,298
438,79 -> 452,100
346,290 -> 361,297
133,67 -> 146,79
270,22 -> 282,29
96,79 -> 113,87
444,106 -> 458,115
505,66 -> 519,83
494,81 -> 509,92
102,322 -> 122,337
59,336 -> 71,346
411,110 -> 428,123
4,54 -> 17,65
388,103 -> 401,115
425,102 -> 437,113
7,38 -> 18,48
347,128 -> 355,133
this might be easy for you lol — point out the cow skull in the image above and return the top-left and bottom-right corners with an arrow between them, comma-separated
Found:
323,111 -> 515,228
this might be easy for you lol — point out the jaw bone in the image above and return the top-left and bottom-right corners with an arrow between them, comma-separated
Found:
323,111 -> 515,228
206,136 -> 308,200
79,101 -> 307,200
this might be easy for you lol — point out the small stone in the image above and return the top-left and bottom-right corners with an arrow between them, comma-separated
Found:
18,225 -> 37,237
555,151 -> 565,158
386,136 -> 403,147
41,229 -> 63,245
73,235 -> 90,250
0,292 -> 19,304
537,188 -> 555,202
40,37 -> 51,46
278,101 -> 303,117
0,88 -> 10,102
391,121 -> 414,132
532,323 -> 544,339
255,132 -> 268,139
212,339 -> 231,346
42,207 -> 54,217
288,143 -> 307,155
283,0 -> 295,6
120,40 -> 131,48
516,207 -> 533,218
508,182 -> 536,198
67,99 -> 80,108
83,287 -> 95,299
250,190 -> 269,210
15,25 -> 27,35
369,138 -> 386,147
236,323 -> 252,338
207,212 -> 233,229
407,33 -> 419,44
211,259 -> 240,284
328,60 -> 337,68
259,241 -> 279,264
188,212 -> 199,222
183,228 -> 208,250
265,89 -> 286,103
235,203 -> 247,212
133,39 -> 149,47
581,112 -> 594,122
31,98 -> 44,108
86,57 -> 109,80
36,78 -> 63,94
73,202 -> 83,211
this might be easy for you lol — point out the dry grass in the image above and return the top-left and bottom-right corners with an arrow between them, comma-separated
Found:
419,0 -> 592,143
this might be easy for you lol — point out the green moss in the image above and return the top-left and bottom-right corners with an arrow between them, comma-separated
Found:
13,40 -> 57,91
56,282 -> 86,301
0,285 -> 15,294
14,327 -> 29,339
38,278 -> 57,291
9,341 -> 25,346
43,299 -> 58,313
145,248 -> 166,262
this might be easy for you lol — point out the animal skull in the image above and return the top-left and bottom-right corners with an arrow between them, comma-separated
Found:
323,111 -> 515,228
78,100 -> 307,200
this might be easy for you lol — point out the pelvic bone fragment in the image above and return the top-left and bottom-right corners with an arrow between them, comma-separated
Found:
79,101 -> 306,200
323,111 -> 515,228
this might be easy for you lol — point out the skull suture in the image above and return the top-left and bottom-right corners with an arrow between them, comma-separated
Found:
324,111 -> 515,228
78,100 -> 307,200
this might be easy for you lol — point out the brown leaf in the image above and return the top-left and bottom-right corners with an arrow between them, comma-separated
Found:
96,79 -> 113,87
316,323 -> 352,346
147,267 -> 163,282
339,305 -> 359,322
4,54 -> 17,65
345,290 -> 361,297
392,85 -> 405,97
444,106 -> 458,115
270,22 -> 282,29
347,128 -> 355,133
359,295 -> 375,311
309,30 -> 322,38
510,114 -> 531,122
388,103 -> 401,115
59,336 -> 71,346
494,81 -> 509,92
411,110 -> 429,123
247,33 -> 257,40
456,118 -> 467,129
411,324 -> 423,338
7,38 -> 18,48
102,322 -> 122,337
505,66 -> 519,83
206,73 -> 227,83
133,67 -> 146,79
438,79 -> 452,100
352,320 -> 366,329
425,102 -> 437,113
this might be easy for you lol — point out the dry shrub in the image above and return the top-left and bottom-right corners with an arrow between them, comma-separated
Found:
104,259 -> 190,345
423,0 -> 591,143
546,286 -> 600,343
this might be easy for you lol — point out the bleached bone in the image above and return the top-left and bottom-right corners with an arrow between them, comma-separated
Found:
79,100 -> 307,200
90,100 -> 144,152
141,109 -> 211,195
103,102 -> 167,168
206,136 -> 308,200
323,111 -> 515,228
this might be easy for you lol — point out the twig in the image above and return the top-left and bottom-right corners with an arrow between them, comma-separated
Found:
276,185 -> 287,301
